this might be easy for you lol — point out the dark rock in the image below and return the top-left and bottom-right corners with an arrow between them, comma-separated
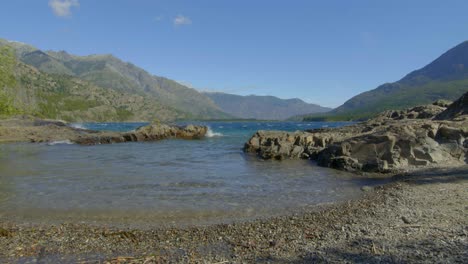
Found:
433,99 -> 453,108
401,216 -> 412,224
435,91 -> 468,120
33,119 -> 68,127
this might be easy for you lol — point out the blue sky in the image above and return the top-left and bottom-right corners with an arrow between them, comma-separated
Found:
1,0 -> 467,107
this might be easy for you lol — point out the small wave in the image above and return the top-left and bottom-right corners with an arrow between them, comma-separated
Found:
70,123 -> 86,130
206,127 -> 223,137
47,140 -> 74,146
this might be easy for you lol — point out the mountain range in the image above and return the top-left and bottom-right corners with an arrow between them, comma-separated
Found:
0,38 -> 331,121
0,39 -> 234,121
1,38 -> 467,122
204,92 -> 330,120
301,41 -> 468,121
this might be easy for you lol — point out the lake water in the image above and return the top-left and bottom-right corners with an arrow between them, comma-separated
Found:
0,121 -> 382,228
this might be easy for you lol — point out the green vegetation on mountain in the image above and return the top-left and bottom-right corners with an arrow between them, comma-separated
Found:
0,45 -> 189,121
13,43 -> 230,119
205,92 -> 330,120
0,39 -> 232,121
0,46 -> 20,116
7,59 -> 187,121
301,41 -> 468,121
4,38 -> 466,122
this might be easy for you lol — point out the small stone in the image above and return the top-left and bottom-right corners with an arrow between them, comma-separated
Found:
361,186 -> 374,192
401,216 -> 412,224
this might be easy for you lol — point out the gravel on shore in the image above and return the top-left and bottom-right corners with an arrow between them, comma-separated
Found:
0,167 -> 467,263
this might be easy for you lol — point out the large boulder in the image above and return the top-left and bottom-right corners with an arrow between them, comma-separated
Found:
316,121 -> 467,172
435,91 -> 468,120
244,94 -> 468,173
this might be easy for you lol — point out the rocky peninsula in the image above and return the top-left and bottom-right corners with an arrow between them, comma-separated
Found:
0,119 -> 208,145
244,92 -> 468,174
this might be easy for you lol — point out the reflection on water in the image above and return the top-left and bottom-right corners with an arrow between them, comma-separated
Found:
0,121 -> 381,227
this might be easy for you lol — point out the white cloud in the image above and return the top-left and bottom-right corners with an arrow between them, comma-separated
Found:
49,0 -> 79,17
174,15 -> 192,26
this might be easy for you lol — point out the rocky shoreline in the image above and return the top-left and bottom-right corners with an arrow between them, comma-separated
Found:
244,92 -> 468,174
0,94 -> 466,263
0,119 -> 208,145
0,166 -> 466,263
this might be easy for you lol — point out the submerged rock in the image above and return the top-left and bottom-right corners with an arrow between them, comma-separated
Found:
244,92 -> 468,173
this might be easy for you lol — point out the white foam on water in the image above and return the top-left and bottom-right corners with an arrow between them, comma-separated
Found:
47,140 -> 74,146
70,123 -> 86,130
206,127 -> 223,137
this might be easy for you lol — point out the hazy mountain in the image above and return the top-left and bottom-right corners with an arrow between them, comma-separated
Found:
0,38 -> 231,120
302,41 -> 468,121
204,92 -> 331,120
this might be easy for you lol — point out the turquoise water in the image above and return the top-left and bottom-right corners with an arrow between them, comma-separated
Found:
0,121 -> 380,227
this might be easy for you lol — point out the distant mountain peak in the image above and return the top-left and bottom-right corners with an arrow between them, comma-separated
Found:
328,40 -> 468,120
401,40 -> 468,83
204,92 -> 330,120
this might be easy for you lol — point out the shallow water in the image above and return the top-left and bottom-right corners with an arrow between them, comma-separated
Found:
0,121 -> 383,227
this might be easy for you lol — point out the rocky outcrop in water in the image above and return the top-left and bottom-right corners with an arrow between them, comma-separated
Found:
74,124 -> 208,145
0,118 -> 207,145
244,92 -> 468,173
